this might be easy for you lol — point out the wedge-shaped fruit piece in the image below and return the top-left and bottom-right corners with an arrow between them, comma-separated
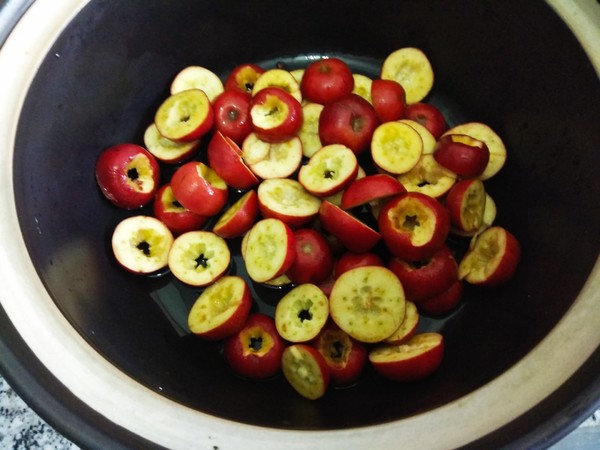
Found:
244,218 -> 296,283
207,131 -> 259,190
282,344 -> 330,400
458,226 -> 521,286
263,273 -> 293,287
434,134 -> 490,178
451,193 -> 497,237
240,229 -> 250,258
170,161 -> 229,217
369,332 -> 444,381
352,73 -> 373,103
112,215 -> 174,274
143,123 -> 200,164
290,68 -> 304,84
154,89 -> 214,142
168,231 -> 230,287
329,266 -> 406,343
275,283 -> 329,343
312,321 -> 368,386
252,68 -> 302,103
445,178 -> 486,234
398,119 -> 436,154
442,122 -> 507,180
319,201 -> 381,253
257,178 -> 321,228
381,47 -> 434,104
384,301 -> 419,345
212,190 -> 259,239
298,144 -> 358,197
378,192 -> 450,261
481,193 -> 497,230
246,135 -> 303,180
224,313 -> 285,379
323,165 -> 366,207
397,154 -> 456,198
170,65 -> 224,102
153,184 -> 208,235
371,121 -> 423,175
298,102 -> 324,158
340,174 -> 406,210
241,131 -> 271,165
187,275 -> 252,340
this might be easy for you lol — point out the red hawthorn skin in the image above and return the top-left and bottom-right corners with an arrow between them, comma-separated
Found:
301,57 -> 355,104
387,245 -> 458,303
312,322 -> 368,386
378,192 -> 450,262
319,201 -> 381,253
334,251 -> 384,279
369,333 -> 444,382
286,228 -> 334,285
250,87 -> 303,143
404,102 -> 447,140
153,184 -> 208,235
224,313 -> 286,379
224,63 -> 265,93
433,134 -> 490,178
95,143 -> 160,210
207,131 -> 259,190
417,279 -> 464,316
319,93 -> 380,155
371,78 -> 407,122
340,174 -> 406,210
212,89 -> 253,145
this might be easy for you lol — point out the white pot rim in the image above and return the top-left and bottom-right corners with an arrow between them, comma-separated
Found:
0,1 -> 598,449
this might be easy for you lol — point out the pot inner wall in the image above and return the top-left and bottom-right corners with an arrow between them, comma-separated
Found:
12,0 -> 600,429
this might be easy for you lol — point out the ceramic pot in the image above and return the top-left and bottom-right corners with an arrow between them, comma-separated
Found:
0,1 -> 598,448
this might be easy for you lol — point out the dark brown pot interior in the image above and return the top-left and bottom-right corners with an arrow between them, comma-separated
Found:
7,0 -> 600,447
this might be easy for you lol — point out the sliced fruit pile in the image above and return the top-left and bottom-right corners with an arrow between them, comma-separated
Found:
95,47 -> 521,400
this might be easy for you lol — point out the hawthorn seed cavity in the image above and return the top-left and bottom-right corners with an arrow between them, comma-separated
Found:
298,309 -> 312,322
127,167 -> 139,181
249,336 -> 263,351
330,341 -> 344,360
195,253 -> 209,269
137,241 -> 151,256
403,214 -> 420,231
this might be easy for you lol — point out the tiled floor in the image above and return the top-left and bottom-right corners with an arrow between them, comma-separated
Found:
550,412 -> 600,450
0,375 -> 598,449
